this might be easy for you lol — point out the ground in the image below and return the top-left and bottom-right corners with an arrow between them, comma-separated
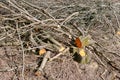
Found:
0,0 -> 120,80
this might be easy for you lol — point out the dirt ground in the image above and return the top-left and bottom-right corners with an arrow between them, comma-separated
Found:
0,0 -> 120,80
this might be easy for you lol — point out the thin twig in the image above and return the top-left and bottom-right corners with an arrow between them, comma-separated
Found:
112,6 -> 120,28
61,12 -> 79,25
49,47 -> 69,61
20,45 -> 48,51
0,37 -> 6,41
0,2 -> 16,13
16,21 -> 25,80
0,63 -> 37,72
8,0 -> 40,22
21,0 -> 61,26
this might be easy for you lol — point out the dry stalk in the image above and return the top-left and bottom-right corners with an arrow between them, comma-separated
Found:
49,47 -> 69,61
49,37 -> 63,47
16,21 -> 25,80
88,45 -> 107,68
38,51 -> 50,71
0,2 -> 16,13
61,12 -> 79,25
0,63 -> 36,72
112,6 -> 120,28
21,45 -> 48,52
20,21 -> 43,29
21,0 -> 60,26
42,34 -> 63,47
0,37 -> 6,41
30,31 -> 38,46
7,0 -> 40,22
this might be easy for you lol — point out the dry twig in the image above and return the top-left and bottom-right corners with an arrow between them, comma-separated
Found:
49,47 -> 69,61
16,21 -> 25,80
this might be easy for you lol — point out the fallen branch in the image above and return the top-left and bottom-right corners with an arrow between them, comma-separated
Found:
35,51 -> 50,76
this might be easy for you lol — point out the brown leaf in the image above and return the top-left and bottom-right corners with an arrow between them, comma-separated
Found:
75,37 -> 82,48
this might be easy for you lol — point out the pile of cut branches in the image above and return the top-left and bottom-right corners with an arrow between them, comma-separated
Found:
0,0 -> 120,80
